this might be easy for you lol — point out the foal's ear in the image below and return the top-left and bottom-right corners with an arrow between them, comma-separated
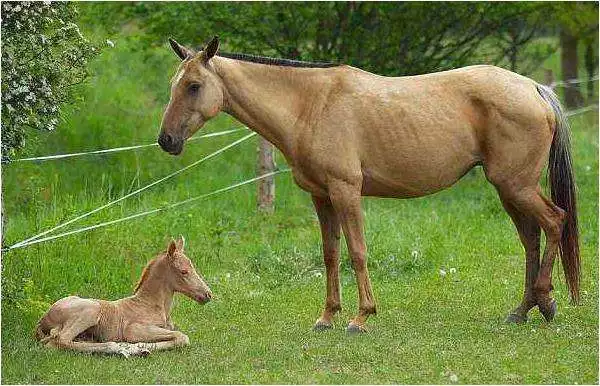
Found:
169,38 -> 193,61
176,235 -> 185,251
202,35 -> 220,62
167,239 -> 177,259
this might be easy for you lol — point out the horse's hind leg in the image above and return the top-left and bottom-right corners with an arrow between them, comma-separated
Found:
496,186 -> 565,322
499,197 -> 541,323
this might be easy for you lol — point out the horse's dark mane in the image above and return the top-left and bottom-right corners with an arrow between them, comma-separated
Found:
217,52 -> 340,68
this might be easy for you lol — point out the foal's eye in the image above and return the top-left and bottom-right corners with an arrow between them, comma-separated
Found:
188,84 -> 200,95
180,269 -> 189,275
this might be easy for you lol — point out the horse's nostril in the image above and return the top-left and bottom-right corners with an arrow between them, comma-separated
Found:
158,133 -> 173,149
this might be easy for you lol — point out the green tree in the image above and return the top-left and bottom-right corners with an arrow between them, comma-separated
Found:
550,2 -> 598,107
1,1 -> 97,161
111,2 -> 570,77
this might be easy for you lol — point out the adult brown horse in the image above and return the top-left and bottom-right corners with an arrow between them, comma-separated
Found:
158,36 -> 579,333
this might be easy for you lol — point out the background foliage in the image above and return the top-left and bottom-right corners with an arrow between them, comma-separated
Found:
1,1 -> 97,160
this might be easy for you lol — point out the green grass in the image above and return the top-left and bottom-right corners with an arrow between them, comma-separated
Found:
1,34 -> 598,384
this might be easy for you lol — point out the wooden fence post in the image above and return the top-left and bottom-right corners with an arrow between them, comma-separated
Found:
257,136 -> 275,213
544,68 -> 554,88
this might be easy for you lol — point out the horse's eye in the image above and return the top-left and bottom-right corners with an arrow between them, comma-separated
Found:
180,269 -> 189,275
188,84 -> 200,95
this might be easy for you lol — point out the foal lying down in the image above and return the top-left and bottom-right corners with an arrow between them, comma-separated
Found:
35,236 -> 211,357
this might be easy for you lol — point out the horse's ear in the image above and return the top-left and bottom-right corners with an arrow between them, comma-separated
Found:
176,235 -> 185,251
169,38 -> 192,61
167,239 -> 177,259
202,35 -> 219,62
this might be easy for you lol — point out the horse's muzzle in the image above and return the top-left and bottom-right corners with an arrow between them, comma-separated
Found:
158,132 -> 184,155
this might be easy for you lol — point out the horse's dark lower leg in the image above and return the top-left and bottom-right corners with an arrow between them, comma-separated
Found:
534,194 -> 565,321
499,187 -> 565,322
500,197 -> 541,323
328,181 -> 376,333
311,195 -> 342,330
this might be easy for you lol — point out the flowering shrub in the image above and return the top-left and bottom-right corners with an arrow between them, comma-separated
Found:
1,1 -> 96,161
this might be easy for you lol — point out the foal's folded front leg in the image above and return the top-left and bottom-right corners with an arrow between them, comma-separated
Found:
124,323 -> 190,353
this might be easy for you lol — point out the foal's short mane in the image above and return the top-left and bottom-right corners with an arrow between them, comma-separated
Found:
134,257 -> 159,293
217,52 -> 340,68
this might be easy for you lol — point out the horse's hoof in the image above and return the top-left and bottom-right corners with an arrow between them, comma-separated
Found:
346,322 -> 368,334
539,299 -> 557,322
313,320 -> 333,331
505,312 -> 528,324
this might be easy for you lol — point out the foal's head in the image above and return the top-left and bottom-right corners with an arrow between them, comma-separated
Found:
158,36 -> 223,155
163,236 -> 212,304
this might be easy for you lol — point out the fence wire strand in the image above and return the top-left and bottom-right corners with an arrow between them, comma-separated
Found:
11,127 -> 247,163
8,132 -> 257,250
2,168 -> 290,251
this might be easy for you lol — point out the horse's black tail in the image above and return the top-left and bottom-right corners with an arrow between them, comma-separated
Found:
537,84 -> 580,304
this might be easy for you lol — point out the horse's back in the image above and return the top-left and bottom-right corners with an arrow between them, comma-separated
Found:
326,65 -> 552,198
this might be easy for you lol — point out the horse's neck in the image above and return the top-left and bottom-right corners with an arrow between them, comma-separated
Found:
133,260 -> 174,317
214,56 -> 335,158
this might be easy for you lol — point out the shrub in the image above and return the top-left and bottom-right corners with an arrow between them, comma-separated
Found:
1,1 -> 96,161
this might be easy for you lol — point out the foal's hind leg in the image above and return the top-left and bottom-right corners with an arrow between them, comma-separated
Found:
497,186 -> 565,322
500,197 -> 541,323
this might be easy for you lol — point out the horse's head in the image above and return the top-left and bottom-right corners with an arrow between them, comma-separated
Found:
158,36 -> 223,155
165,236 -> 212,304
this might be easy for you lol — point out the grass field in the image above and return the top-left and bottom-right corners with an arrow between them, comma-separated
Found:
1,33 -> 598,384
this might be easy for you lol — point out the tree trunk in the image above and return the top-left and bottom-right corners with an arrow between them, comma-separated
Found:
544,68 -> 555,87
256,136 -> 275,214
584,42 -> 597,102
1,188 -> 5,247
560,29 -> 584,108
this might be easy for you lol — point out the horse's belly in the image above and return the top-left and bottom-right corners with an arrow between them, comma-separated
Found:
361,152 -> 479,198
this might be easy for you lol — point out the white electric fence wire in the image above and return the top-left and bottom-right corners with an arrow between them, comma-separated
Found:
550,75 -> 599,89
565,104 -> 598,117
3,169 -> 290,251
9,132 -> 257,249
12,127 -> 247,162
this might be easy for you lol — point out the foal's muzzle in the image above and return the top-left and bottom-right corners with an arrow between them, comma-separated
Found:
195,291 -> 212,304
158,132 -> 184,155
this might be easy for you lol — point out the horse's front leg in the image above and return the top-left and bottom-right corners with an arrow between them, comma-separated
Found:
328,180 -> 376,333
124,323 -> 190,354
312,195 -> 342,330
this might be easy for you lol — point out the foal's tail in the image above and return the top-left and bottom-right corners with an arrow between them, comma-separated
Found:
536,84 -> 580,304
34,321 -> 47,341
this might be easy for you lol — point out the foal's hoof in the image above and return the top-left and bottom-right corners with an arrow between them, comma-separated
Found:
138,348 -> 151,358
505,312 -> 528,324
539,299 -> 557,322
346,322 -> 368,334
313,319 -> 333,331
